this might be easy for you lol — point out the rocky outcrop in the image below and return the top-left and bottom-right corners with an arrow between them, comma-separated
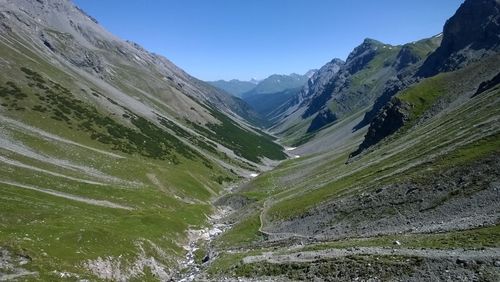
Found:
473,71 -> 500,97
353,78 -> 408,131
417,0 -> 500,77
306,109 -> 337,133
351,98 -> 410,157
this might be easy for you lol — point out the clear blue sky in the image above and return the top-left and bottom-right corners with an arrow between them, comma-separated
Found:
73,0 -> 463,81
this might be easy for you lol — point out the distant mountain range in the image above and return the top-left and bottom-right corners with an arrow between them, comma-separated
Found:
207,71 -> 315,98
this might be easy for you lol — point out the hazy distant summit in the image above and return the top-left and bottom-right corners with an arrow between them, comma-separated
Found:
207,70 -> 315,98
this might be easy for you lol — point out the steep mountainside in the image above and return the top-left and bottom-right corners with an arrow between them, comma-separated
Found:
0,0 -> 284,165
353,34 -> 443,131
264,58 -> 344,126
417,0 -> 500,77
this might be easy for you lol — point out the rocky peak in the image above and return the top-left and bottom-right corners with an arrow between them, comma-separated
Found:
344,38 -> 385,75
305,69 -> 317,78
298,58 -> 344,104
346,38 -> 383,61
417,0 -> 500,77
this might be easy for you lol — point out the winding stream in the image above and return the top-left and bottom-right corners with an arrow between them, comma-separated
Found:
178,207 -> 232,281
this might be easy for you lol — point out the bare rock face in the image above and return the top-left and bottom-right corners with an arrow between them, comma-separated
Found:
474,71 -> 500,97
393,45 -> 422,71
351,98 -> 410,157
277,58 -> 344,118
343,38 -> 382,75
417,0 -> 500,77
306,109 -> 337,133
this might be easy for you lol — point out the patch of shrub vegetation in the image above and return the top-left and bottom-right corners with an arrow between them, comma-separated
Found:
158,116 -> 218,155
187,102 -> 286,163
214,175 -> 232,185
0,81 -> 28,111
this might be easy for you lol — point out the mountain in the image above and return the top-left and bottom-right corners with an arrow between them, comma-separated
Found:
270,39 -> 413,143
352,34 -> 444,131
0,0 -> 286,280
206,79 -> 257,97
241,72 -> 312,98
268,33 -> 443,145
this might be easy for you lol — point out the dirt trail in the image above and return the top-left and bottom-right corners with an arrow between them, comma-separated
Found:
243,247 -> 500,264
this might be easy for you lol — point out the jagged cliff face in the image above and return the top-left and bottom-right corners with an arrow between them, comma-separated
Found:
417,0 -> 500,77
